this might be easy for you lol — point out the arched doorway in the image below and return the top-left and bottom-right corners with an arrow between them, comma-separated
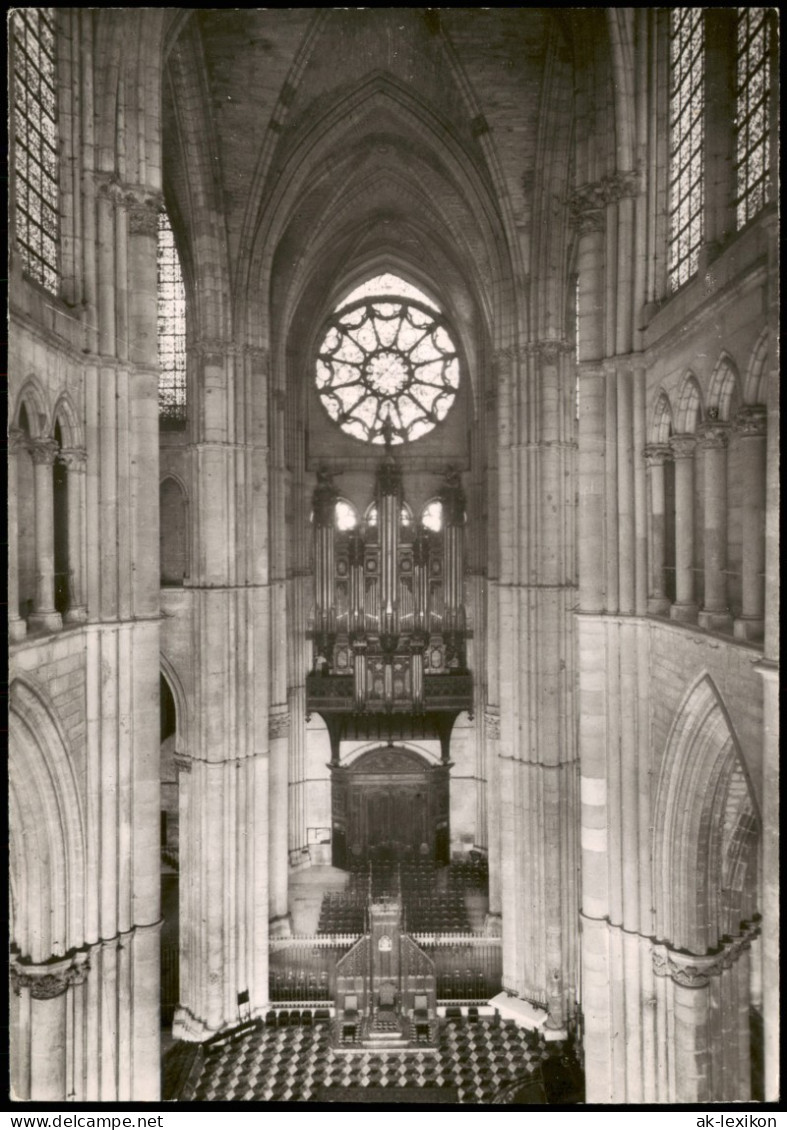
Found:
331,747 -> 449,867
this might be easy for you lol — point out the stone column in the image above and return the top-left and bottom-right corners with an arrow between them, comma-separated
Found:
8,427 -> 27,641
734,406 -> 767,640
645,444 -> 672,615
268,708 -> 291,935
669,434 -> 698,623
697,422 -> 732,632
28,438 -> 62,632
59,448 -> 88,623
10,953 -> 90,1102
653,932 -> 756,1103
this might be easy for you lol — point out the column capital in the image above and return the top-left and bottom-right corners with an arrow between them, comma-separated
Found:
669,433 -> 697,459
527,339 -> 573,366
652,928 -> 758,988
57,446 -> 88,470
644,443 -> 672,467
735,405 -> 768,437
29,438 -> 60,466
10,952 -> 90,999
698,421 -> 730,449
484,710 -> 501,740
567,181 -> 607,232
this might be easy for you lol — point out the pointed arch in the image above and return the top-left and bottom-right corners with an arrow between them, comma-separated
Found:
674,371 -> 704,434
743,327 -> 769,406
707,353 -> 741,422
653,674 -> 760,955
160,653 -> 189,755
9,678 -> 86,962
51,390 -> 84,449
649,389 -> 674,444
12,377 -> 50,438
159,476 -> 189,586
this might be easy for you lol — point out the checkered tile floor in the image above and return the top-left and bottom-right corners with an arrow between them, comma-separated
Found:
177,1018 -> 550,1104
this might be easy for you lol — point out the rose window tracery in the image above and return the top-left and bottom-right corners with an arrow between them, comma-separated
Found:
316,288 -> 460,445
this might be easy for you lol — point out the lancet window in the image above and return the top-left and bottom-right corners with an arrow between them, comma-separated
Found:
734,8 -> 773,229
667,7 -> 705,292
11,8 -> 59,293
157,212 -> 187,428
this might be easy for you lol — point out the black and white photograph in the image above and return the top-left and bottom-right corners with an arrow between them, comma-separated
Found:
7,7 -> 779,1110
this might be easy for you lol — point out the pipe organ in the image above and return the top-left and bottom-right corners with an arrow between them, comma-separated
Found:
307,449 -> 473,727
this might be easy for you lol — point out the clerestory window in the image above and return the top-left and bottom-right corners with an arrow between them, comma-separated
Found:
157,212 -> 187,428
734,8 -> 772,229
11,8 -> 59,293
667,8 -> 705,292
316,275 -> 460,445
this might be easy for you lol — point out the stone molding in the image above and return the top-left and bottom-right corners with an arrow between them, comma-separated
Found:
735,405 -> 767,437
568,169 -> 642,231
652,924 -> 759,988
29,438 -> 60,466
669,434 -> 697,460
11,953 -> 90,999
698,422 -> 730,449
644,443 -> 672,467
174,753 -> 192,774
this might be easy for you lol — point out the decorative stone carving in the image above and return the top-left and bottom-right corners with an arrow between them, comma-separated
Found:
669,434 -> 696,460
484,711 -> 501,740
440,465 -> 466,525
651,929 -> 758,988
699,422 -> 730,449
602,168 -> 642,203
567,182 -> 607,233
644,443 -> 672,468
128,205 -> 160,237
735,405 -> 767,437
57,446 -> 88,471
312,467 -> 340,526
268,711 -> 290,741
29,438 -> 60,466
11,954 -> 90,999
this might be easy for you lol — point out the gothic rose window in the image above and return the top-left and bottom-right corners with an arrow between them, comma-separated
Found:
316,276 -> 460,445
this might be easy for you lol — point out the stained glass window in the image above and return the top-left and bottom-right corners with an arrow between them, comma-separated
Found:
734,8 -> 772,229
667,8 -> 704,292
338,273 -> 440,312
157,213 -> 187,428
335,500 -> 357,531
316,281 -> 460,445
12,8 -> 59,293
422,500 -> 444,533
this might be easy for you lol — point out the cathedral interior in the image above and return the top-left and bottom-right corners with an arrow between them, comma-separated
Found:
7,7 -> 779,1106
